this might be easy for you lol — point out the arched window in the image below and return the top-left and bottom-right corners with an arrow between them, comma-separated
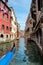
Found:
0,34 -> 4,38
6,26 -> 9,30
2,24 -> 5,29
6,35 -> 8,38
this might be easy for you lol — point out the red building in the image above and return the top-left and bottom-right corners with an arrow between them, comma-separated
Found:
0,0 -> 11,42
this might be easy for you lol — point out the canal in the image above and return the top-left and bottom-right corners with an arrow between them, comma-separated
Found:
9,38 -> 42,65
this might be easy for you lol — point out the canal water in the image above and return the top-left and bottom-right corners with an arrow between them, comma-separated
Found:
0,42 -> 13,58
9,38 -> 42,65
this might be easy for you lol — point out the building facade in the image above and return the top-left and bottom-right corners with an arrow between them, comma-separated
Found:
19,30 -> 24,37
25,0 -> 43,55
30,0 -> 43,55
25,13 -> 33,42
0,0 -> 11,42
10,7 -> 17,40
16,22 -> 20,39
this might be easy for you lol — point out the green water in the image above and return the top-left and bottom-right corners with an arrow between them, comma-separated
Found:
0,42 -> 13,57
9,38 -> 42,65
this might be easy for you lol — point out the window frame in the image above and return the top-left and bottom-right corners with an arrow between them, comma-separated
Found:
6,26 -> 9,30
2,24 -> 5,30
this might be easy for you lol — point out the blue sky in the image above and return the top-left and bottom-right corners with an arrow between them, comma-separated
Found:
8,0 -> 32,30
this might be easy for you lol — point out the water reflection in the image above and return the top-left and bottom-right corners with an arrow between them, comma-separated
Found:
9,38 -> 42,65
25,41 -> 42,64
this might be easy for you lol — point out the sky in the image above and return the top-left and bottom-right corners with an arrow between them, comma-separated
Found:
8,0 -> 32,30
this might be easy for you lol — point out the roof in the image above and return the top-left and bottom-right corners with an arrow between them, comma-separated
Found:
0,0 -> 11,11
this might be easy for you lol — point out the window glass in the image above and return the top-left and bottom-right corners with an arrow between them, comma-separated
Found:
4,5 -> 6,9
3,14 -> 4,18
0,1 -> 1,6
11,16 -> 13,21
10,27 -> 12,31
38,0 -> 41,11
10,35 -> 11,38
2,25 -> 5,29
6,35 -> 8,38
1,34 -> 4,38
6,26 -> 9,30
41,0 -> 43,7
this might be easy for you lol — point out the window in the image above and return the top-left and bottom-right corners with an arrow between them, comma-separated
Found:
6,26 -> 9,30
3,14 -> 4,18
2,25 -> 5,29
26,28 -> 30,32
10,35 -> 11,38
12,34 -> 13,37
4,5 -> 6,9
6,35 -> 8,38
10,27 -> 12,31
38,0 -> 41,11
7,14 -> 8,18
11,16 -> 13,21
9,11 -> 11,14
31,11 -> 36,20
41,0 -> 43,7
15,22 -> 16,25
33,22 -> 36,28
0,1 -> 1,6
42,0 -> 43,6
30,22 -> 32,24
0,34 -> 4,38
33,0 -> 36,4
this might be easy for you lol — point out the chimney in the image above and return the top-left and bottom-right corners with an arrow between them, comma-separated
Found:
5,0 -> 8,5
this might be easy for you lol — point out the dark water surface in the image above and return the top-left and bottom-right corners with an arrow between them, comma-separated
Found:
0,42 -> 13,58
9,38 -> 42,65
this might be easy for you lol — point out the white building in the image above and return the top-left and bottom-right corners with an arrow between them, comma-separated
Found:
10,7 -> 17,40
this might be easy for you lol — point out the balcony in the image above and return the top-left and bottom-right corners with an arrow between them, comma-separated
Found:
33,21 -> 36,28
